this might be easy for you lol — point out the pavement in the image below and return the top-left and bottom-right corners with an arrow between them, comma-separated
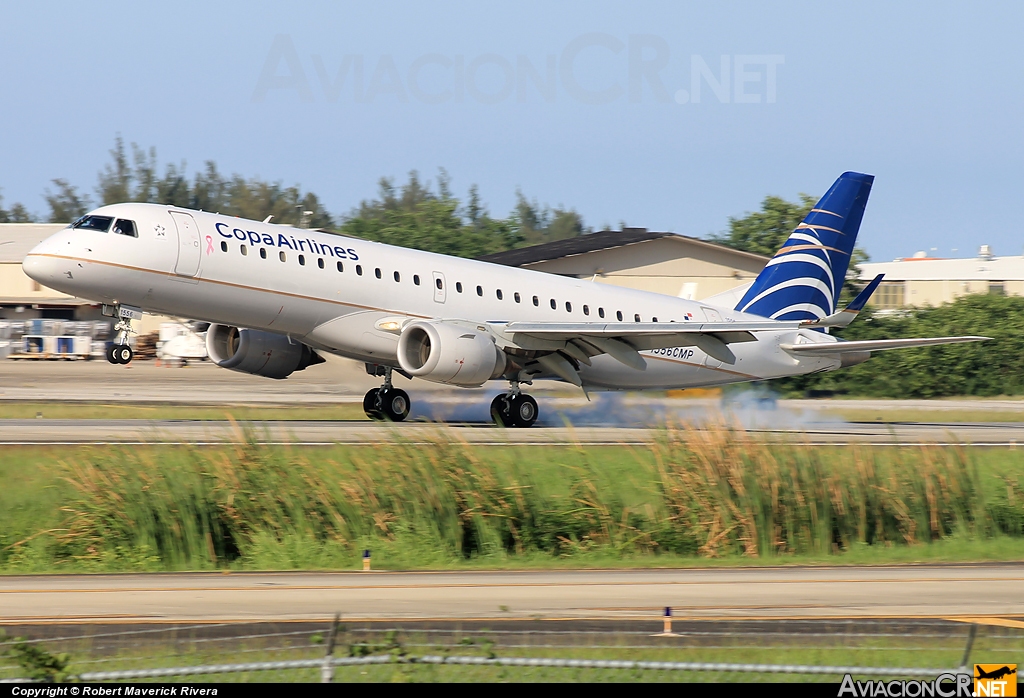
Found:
1,418 -> 1024,445
2,566 -> 1022,624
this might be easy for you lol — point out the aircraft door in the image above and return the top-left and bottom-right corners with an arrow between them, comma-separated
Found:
170,212 -> 202,277
432,271 -> 446,303
701,306 -> 722,322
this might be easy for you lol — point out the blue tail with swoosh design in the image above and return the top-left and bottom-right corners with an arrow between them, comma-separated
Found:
736,171 -> 874,321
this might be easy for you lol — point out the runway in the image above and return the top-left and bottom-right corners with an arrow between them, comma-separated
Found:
2,566 -> 1022,624
1,418 -> 1023,445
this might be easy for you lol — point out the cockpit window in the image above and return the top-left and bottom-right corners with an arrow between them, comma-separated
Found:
72,215 -> 113,232
112,219 -> 137,237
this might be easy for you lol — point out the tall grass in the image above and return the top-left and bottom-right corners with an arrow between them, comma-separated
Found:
15,425 -> 1024,571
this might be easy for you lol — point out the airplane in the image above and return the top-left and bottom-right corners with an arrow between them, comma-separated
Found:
22,171 -> 987,427
976,666 -> 1016,681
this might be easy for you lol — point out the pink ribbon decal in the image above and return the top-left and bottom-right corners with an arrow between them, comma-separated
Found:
205,235 -> 214,255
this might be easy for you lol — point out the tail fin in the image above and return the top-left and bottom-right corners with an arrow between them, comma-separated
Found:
736,171 -> 874,321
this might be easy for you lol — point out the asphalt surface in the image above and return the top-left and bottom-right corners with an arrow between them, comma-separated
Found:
2,566 -> 1022,624
0,418 -> 1022,445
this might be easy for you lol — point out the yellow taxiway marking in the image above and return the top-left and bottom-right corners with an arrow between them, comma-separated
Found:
948,617 -> 1024,629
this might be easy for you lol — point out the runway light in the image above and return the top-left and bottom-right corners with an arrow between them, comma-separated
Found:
653,606 -> 679,637
363,549 -> 371,571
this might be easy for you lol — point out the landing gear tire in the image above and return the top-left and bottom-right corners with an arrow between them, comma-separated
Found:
107,344 -> 133,364
379,388 -> 410,422
490,394 -> 513,427
509,393 -> 538,428
363,387 -> 410,422
491,393 -> 538,428
363,388 -> 384,421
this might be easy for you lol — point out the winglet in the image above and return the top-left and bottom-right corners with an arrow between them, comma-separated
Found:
801,274 -> 884,329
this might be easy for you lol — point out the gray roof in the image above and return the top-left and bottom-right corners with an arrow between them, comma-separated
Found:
477,227 -> 766,267
0,224 -> 64,263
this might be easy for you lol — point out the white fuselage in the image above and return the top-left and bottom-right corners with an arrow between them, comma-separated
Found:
23,203 -> 843,389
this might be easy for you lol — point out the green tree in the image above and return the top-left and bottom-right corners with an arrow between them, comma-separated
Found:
97,135 -> 133,205
774,294 -> 1024,398
340,171 -> 520,257
44,179 -> 90,223
0,192 -> 34,223
712,193 -> 818,257
513,190 -> 586,247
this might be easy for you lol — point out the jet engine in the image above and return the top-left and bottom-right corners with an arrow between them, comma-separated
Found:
205,324 -> 324,379
397,321 -> 506,387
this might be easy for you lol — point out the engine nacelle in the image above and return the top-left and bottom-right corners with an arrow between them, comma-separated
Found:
397,321 -> 506,387
205,324 -> 324,379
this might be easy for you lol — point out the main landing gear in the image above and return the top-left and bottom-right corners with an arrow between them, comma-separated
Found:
363,366 -> 411,422
490,381 -> 538,428
105,305 -> 135,365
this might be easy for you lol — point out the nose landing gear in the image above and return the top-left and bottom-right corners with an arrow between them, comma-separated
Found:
490,382 -> 538,428
105,304 -> 138,365
363,366 -> 411,422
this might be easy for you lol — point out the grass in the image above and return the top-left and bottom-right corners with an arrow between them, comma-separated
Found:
1,425 -> 1023,574
3,625 -> 1017,683
834,409 -> 1024,424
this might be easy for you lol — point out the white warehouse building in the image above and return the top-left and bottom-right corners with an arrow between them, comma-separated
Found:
859,245 -> 1024,309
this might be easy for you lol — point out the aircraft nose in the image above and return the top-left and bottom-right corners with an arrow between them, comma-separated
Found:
22,235 -> 68,285
22,251 -> 62,285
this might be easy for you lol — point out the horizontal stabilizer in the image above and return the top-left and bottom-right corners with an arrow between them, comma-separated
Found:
801,274 -> 884,329
780,336 -> 989,355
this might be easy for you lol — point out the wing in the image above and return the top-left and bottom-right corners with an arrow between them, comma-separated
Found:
503,319 -> 805,367
780,336 -> 990,355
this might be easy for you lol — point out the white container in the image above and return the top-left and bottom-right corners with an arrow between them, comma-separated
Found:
73,336 -> 93,356
0,341 -> 10,359
42,336 -> 58,355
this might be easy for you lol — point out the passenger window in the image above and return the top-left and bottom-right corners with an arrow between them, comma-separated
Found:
514,292 -> 521,303
476,285 -> 483,296
413,274 -> 420,285
634,314 -> 641,322
298,254 -> 306,266
583,305 -> 589,316
221,241 -> 228,252
565,301 -> 572,312
318,258 -> 325,269
652,316 -> 658,322
496,289 -> 503,300
337,261 -> 344,272
533,296 -> 539,306
356,265 -> 363,276
72,215 -> 113,232
394,271 -> 400,282
550,299 -> 556,310
279,251 -> 287,262
112,219 -> 137,237
616,311 -> 623,321
375,268 -> 382,279
456,282 -> 463,293
435,277 -> 442,289
260,248 -> 267,259
240,245 -> 247,256
598,308 -> 605,318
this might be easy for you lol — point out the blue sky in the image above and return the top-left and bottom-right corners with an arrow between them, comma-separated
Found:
1,1 -> 1022,262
